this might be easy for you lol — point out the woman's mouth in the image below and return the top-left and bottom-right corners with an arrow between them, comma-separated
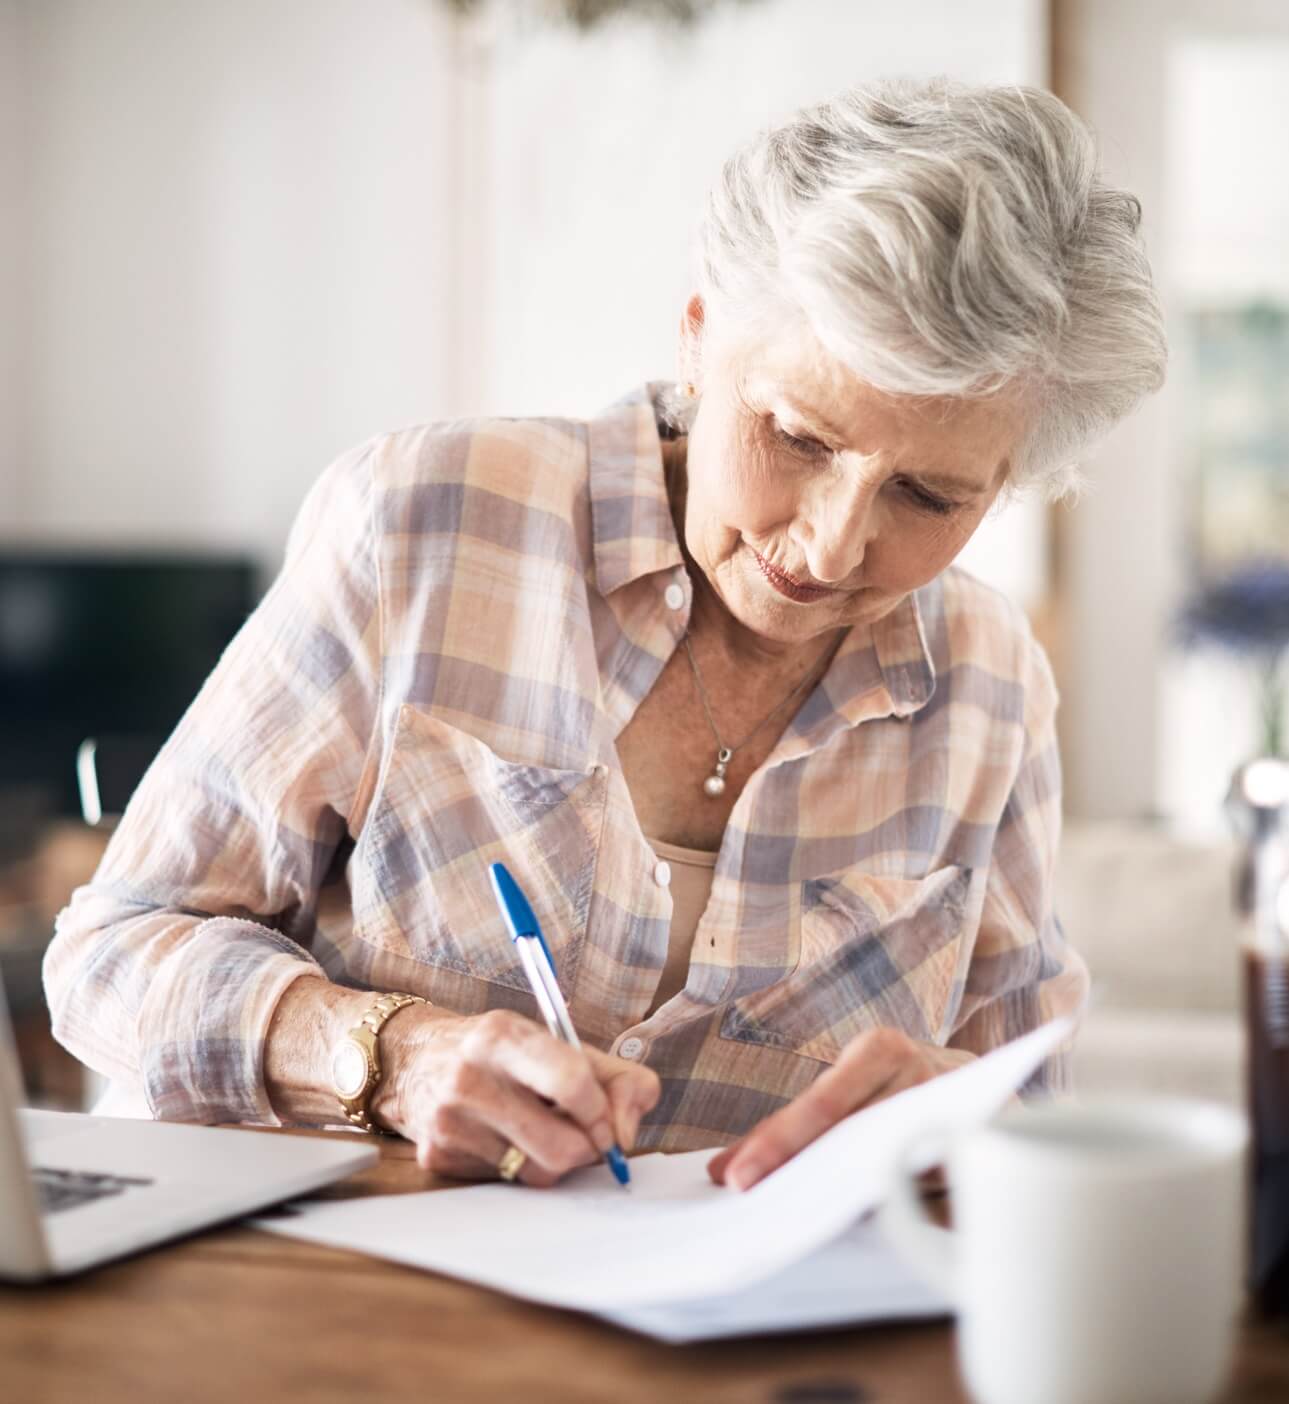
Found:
750,549 -> 836,604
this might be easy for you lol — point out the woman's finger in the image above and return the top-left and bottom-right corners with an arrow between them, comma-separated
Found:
719,1034 -> 905,1190
706,1140 -> 742,1184
411,1061 -> 600,1185
415,1128 -> 503,1182
584,1045 -> 661,1151
411,1090 -> 502,1177
480,1074 -> 604,1181
413,1099 -> 579,1188
463,1011 -> 617,1152
440,1119 -> 589,1190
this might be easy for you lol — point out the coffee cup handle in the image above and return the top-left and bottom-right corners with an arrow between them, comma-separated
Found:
877,1132 -> 961,1302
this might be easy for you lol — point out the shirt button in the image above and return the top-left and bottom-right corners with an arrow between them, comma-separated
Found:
653,860 -> 672,888
619,1036 -> 645,1061
664,582 -> 685,610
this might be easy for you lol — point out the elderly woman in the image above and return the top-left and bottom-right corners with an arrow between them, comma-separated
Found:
45,78 -> 1163,1191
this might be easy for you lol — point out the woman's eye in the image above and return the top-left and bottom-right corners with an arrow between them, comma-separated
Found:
770,423 -> 828,457
899,480 -> 958,517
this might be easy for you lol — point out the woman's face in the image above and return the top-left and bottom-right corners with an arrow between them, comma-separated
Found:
681,312 -> 1023,648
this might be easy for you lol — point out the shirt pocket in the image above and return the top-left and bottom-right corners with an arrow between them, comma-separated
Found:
719,865 -> 979,1065
352,704 -> 607,991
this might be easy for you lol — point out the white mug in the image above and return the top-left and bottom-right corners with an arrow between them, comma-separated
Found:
879,1096 -> 1248,1404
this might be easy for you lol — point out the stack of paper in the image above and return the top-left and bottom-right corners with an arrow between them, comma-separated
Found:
253,1020 -> 1068,1339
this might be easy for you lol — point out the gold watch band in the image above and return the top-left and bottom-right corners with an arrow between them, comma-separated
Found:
339,991 -> 427,1133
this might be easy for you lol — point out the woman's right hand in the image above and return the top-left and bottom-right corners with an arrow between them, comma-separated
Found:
370,1006 -> 661,1187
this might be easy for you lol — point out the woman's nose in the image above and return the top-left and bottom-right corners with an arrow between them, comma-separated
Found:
798,477 -> 880,584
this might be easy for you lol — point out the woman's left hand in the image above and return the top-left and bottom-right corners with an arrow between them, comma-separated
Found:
706,1027 -> 975,1191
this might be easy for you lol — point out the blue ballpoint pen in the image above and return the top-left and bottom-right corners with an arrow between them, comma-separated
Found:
487,861 -> 632,1189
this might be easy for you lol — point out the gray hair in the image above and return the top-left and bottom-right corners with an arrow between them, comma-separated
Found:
663,77 -> 1167,499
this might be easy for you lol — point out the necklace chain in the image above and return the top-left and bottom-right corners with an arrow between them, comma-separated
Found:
681,632 -> 839,797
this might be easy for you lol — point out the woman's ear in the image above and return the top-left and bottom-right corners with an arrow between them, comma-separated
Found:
677,292 -> 706,391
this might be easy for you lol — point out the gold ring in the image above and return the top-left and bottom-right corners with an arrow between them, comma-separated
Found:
497,1144 -> 527,1183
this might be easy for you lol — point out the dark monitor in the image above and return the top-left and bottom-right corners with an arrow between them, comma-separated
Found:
0,552 -> 260,823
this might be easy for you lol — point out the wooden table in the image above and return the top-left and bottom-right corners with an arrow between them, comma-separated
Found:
5,1129 -> 1289,1404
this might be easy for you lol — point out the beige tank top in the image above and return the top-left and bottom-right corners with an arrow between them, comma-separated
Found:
643,835 -> 718,1017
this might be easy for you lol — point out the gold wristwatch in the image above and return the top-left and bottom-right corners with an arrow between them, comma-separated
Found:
330,991 -> 427,1132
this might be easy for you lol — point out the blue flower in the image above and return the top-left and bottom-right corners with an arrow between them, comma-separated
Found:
1177,561 -> 1289,656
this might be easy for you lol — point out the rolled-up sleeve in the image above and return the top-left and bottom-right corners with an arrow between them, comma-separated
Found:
42,434 -> 386,1125
948,634 -> 1090,1093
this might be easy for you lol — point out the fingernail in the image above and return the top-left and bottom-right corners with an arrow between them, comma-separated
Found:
590,1120 -> 614,1154
728,1160 -> 765,1192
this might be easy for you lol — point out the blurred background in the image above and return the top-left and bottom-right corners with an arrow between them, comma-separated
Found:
1,0 -> 1286,1113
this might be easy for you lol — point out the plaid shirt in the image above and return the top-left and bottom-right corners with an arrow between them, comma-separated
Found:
44,383 -> 1088,1151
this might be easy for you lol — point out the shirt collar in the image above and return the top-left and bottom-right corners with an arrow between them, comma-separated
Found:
587,381 -> 685,597
586,381 -> 938,733
873,583 -> 938,718
774,589 -> 937,759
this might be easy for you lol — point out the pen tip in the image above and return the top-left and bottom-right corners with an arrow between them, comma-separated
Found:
607,1145 -> 631,1187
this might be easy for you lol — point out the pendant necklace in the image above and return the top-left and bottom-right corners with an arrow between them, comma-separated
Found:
681,632 -> 840,798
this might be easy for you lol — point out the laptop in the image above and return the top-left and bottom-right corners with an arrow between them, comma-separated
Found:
0,976 -> 379,1281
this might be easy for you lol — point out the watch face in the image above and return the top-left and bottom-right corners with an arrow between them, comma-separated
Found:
332,1041 -> 368,1098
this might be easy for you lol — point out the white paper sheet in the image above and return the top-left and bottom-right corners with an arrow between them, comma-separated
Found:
252,1019 -> 1068,1317
598,1216 -> 950,1342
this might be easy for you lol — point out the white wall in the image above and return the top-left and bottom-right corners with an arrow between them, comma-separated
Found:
1168,38 -> 1289,302
1055,0 -> 1289,821
5,0 -> 1051,612
7,0 -> 462,572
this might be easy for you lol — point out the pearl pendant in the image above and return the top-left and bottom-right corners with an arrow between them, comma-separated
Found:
703,746 -> 733,798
